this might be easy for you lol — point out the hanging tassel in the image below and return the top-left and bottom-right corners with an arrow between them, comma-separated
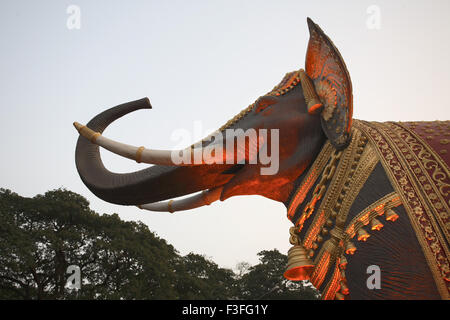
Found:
339,256 -> 348,270
298,69 -> 324,115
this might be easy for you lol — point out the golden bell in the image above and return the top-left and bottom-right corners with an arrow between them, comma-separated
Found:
357,228 -> 370,242
335,292 -> 345,300
371,218 -> 384,231
284,244 -> 315,281
345,241 -> 357,255
385,208 -> 399,222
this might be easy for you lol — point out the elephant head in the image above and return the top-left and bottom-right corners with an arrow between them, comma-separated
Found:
73,18 -> 353,213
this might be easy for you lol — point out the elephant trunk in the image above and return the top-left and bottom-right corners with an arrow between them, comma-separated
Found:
75,98 -> 231,205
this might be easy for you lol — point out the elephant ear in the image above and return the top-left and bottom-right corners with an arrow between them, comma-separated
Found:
305,18 -> 353,150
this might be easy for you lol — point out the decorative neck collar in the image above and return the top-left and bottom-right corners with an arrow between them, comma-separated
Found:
287,140 -> 336,224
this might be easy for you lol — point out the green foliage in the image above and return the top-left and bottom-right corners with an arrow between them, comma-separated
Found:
0,188 -> 180,299
173,253 -> 238,299
0,188 -> 318,300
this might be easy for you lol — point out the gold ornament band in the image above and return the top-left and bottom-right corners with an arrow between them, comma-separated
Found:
135,146 -> 145,164
73,122 -> 101,143
167,200 -> 174,213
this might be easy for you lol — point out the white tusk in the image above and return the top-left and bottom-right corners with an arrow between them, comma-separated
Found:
137,187 -> 223,213
73,122 -> 265,166
73,122 -> 190,166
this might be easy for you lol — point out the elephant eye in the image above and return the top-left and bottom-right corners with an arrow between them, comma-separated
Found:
254,96 -> 278,113
256,103 -> 270,113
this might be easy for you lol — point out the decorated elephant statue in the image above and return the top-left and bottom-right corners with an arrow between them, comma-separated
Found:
73,18 -> 449,300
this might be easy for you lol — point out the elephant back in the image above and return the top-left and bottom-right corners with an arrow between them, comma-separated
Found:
355,120 -> 450,299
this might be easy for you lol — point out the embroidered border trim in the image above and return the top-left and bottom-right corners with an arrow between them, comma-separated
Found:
304,128 -> 377,292
394,122 -> 450,240
355,120 -> 450,299
345,192 -> 401,239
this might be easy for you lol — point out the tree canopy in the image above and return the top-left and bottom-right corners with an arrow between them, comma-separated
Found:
0,188 -> 319,300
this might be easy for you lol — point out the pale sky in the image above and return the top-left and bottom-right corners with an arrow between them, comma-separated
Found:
1,0 -> 449,270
